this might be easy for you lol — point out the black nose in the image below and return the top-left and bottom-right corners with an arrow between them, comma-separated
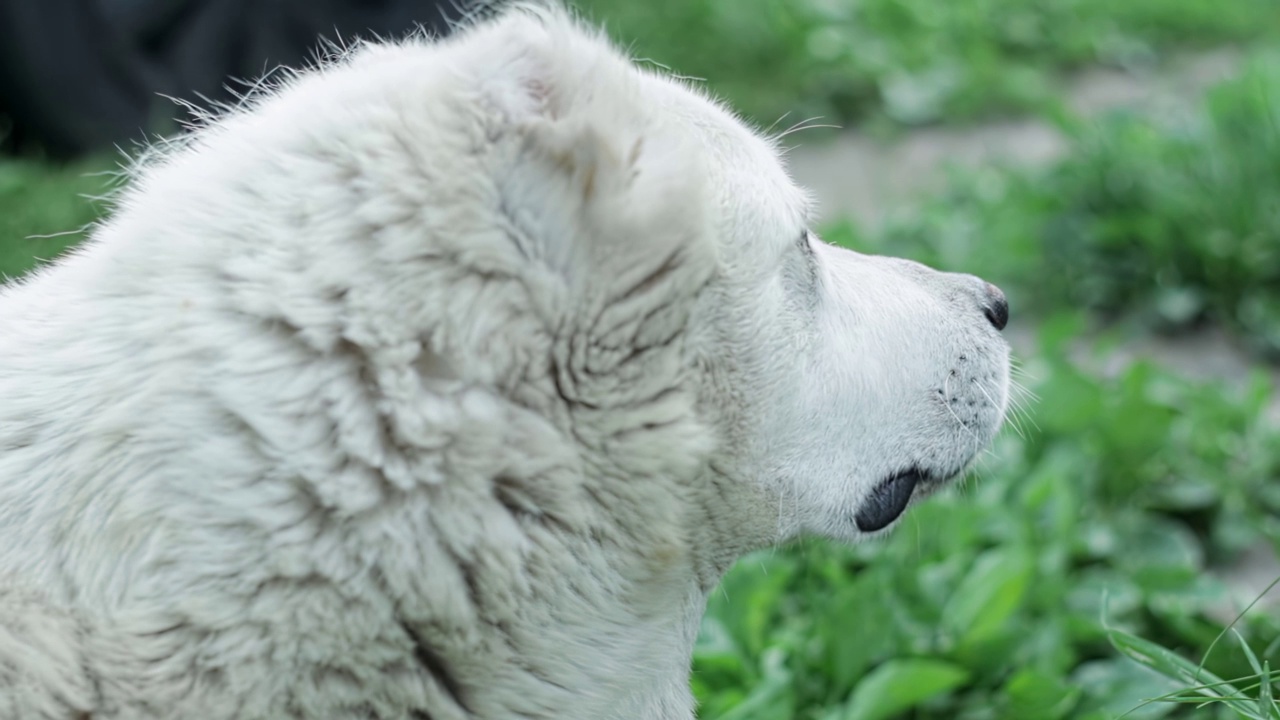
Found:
982,283 -> 1008,330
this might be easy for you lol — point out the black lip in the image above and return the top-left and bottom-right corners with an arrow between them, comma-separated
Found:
855,468 -> 923,532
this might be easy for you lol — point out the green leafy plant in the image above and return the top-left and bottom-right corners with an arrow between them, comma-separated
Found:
866,54 -> 1280,358
575,0 -> 1280,129
693,319 -> 1280,718
1109,626 -> 1280,720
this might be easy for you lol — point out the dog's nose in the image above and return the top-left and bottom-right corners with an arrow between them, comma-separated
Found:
982,282 -> 1009,331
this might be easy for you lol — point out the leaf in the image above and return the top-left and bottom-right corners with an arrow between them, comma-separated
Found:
843,659 -> 969,720
1258,661 -> 1275,719
1070,658 -> 1180,720
1002,668 -> 1082,720
707,554 -> 797,658
941,547 -> 1034,648
713,648 -> 796,720
1231,631 -> 1280,720
1108,627 -> 1226,688
824,580 -> 897,691
1112,515 -> 1202,592
1032,362 -> 1104,434
695,615 -> 750,678
1106,627 -> 1261,718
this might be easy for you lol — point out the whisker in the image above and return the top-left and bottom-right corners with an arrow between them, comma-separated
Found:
994,379 -> 1036,439
763,111 -> 793,137
24,224 -> 95,241
979,380 -> 1026,439
773,116 -> 842,143
1008,379 -> 1041,433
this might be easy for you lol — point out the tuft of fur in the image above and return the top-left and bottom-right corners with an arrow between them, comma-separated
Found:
0,6 -> 1010,719
0,589 -> 96,719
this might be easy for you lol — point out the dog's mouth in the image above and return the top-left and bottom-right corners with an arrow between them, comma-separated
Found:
855,468 -> 927,532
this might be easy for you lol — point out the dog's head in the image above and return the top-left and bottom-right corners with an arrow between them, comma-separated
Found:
431,9 -> 1012,547
189,6 -> 1009,556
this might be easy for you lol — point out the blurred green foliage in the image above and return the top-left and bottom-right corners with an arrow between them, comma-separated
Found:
0,160 -> 109,281
575,0 -> 1280,128
865,56 -> 1280,358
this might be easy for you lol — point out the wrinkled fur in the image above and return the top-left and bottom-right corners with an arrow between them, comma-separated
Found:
0,7 -> 1010,719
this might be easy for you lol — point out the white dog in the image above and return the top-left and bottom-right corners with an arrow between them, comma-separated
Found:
0,6 -> 1010,719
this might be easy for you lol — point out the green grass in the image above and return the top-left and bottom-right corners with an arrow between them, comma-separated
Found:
862,54 -> 1280,359
1108,623 -> 1280,720
576,0 -> 1280,129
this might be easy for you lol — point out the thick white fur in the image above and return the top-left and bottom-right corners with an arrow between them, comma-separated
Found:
0,7 -> 1010,719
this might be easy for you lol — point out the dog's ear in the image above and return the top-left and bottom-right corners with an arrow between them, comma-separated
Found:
475,10 -> 714,276
470,9 -> 716,409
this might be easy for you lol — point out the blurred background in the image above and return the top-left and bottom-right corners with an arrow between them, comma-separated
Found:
4,1 -> 1280,718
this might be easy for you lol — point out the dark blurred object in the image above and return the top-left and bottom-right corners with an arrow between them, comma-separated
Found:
0,0 -> 481,157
